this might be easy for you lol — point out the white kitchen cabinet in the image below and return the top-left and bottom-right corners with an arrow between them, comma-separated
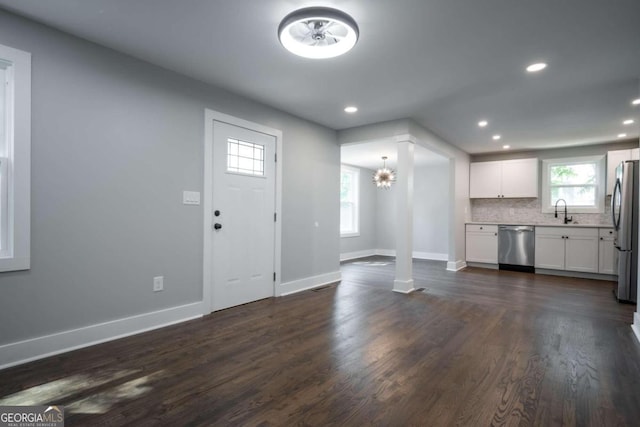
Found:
535,227 -> 599,273
534,232 -> 565,270
466,224 -> 498,264
470,158 -> 538,199
469,162 -> 501,198
607,149 -> 640,195
598,228 -> 617,275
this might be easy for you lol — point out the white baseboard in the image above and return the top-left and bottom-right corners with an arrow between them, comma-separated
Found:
0,301 -> 204,371
393,279 -> 415,294
466,261 -> 499,270
343,249 -> 448,261
278,271 -> 342,296
633,313 -> 640,344
632,325 -> 640,344
375,249 -> 395,257
340,249 -> 376,261
446,260 -> 467,271
413,251 -> 448,261
535,269 -> 617,281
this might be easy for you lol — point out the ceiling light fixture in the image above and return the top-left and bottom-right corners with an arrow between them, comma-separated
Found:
344,106 -> 358,113
623,119 -> 634,125
618,133 -> 628,138
503,145 -> 510,149
478,120 -> 488,127
526,62 -> 547,73
278,7 -> 359,59
492,135 -> 501,140
373,156 -> 395,189
632,99 -> 640,106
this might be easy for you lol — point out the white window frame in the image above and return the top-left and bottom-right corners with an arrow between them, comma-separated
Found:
340,165 -> 360,237
0,43 -> 31,272
541,155 -> 605,214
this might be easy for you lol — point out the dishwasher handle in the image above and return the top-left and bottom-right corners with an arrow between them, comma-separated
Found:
499,226 -> 535,232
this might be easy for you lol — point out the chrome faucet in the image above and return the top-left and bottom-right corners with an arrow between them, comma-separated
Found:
554,199 -> 573,224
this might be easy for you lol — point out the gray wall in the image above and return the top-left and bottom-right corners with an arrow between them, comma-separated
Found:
340,165 -> 377,255
414,164 -> 450,254
471,140 -> 639,162
406,120 -> 471,265
0,10 -> 339,345
338,119 -> 471,265
375,164 -> 449,256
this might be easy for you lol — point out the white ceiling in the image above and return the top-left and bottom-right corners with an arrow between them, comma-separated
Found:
1,0 -> 639,154
341,141 -> 448,170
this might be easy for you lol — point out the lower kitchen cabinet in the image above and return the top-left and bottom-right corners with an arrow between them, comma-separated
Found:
534,232 -> 565,270
535,227 -> 599,273
598,228 -> 617,275
466,224 -> 498,264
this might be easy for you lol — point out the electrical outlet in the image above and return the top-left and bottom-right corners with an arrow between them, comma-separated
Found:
153,276 -> 164,292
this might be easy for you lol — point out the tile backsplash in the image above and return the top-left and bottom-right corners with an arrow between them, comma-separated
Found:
471,198 -> 613,226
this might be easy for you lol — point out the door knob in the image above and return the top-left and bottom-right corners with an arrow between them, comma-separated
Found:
214,223 -> 222,230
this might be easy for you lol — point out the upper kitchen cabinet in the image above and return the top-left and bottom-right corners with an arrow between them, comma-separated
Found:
607,149 -> 640,195
469,158 -> 539,199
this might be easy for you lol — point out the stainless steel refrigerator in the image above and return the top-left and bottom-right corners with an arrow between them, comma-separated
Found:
612,159 -> 638,303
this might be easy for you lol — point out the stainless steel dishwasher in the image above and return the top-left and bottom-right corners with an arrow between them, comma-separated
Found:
498,225 -> 535,272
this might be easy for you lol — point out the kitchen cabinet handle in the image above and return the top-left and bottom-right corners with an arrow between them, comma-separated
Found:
494,233 -> 497,236
600,237 -> 604,240
479,226 -> 483,230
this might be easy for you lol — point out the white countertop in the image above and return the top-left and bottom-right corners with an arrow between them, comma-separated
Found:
466,222 -> 613,228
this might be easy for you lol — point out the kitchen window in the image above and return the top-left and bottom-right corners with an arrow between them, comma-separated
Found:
541,156 -> 605,214
0,43 -> 31,272
340,165 -> 359,237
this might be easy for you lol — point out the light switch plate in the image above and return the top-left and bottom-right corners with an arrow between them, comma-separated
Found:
183,191 -> 201,205
153,276 -> 164,292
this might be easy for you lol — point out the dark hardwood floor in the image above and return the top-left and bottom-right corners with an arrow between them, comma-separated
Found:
1,257 -> 639,426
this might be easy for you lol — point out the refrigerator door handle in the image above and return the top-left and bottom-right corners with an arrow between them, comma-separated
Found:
612,178 -> 621,229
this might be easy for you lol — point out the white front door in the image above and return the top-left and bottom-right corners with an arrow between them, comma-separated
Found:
211,120 -> 276,311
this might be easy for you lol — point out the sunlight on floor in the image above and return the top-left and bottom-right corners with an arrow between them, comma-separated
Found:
0,368 -> 165,415
0,369 -> 140,406
66,370 -> 165,414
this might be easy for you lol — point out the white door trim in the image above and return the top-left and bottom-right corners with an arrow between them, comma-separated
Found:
203,109 -> 283,314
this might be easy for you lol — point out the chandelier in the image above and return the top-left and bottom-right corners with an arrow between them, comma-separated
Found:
373,156 -> 395,189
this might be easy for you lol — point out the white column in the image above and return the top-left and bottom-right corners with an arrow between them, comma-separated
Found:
393,140 -> 415,293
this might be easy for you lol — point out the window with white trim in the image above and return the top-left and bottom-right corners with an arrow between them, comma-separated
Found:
227,138 -> 264,176
0,43 -> 31,272
541,156 -> 605,213
340,165 -> 359,237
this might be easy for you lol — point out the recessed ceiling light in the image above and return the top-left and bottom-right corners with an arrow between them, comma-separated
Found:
492,135 -> 501,140
526,62 -> 547,73
503,145 -> 510,149
278,7 -> 359,59
618,133 -> 628,138
478,120 -> 488,127
632,98 -> 640,106
623,119 -> 634,125
344,106 -> 358,113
